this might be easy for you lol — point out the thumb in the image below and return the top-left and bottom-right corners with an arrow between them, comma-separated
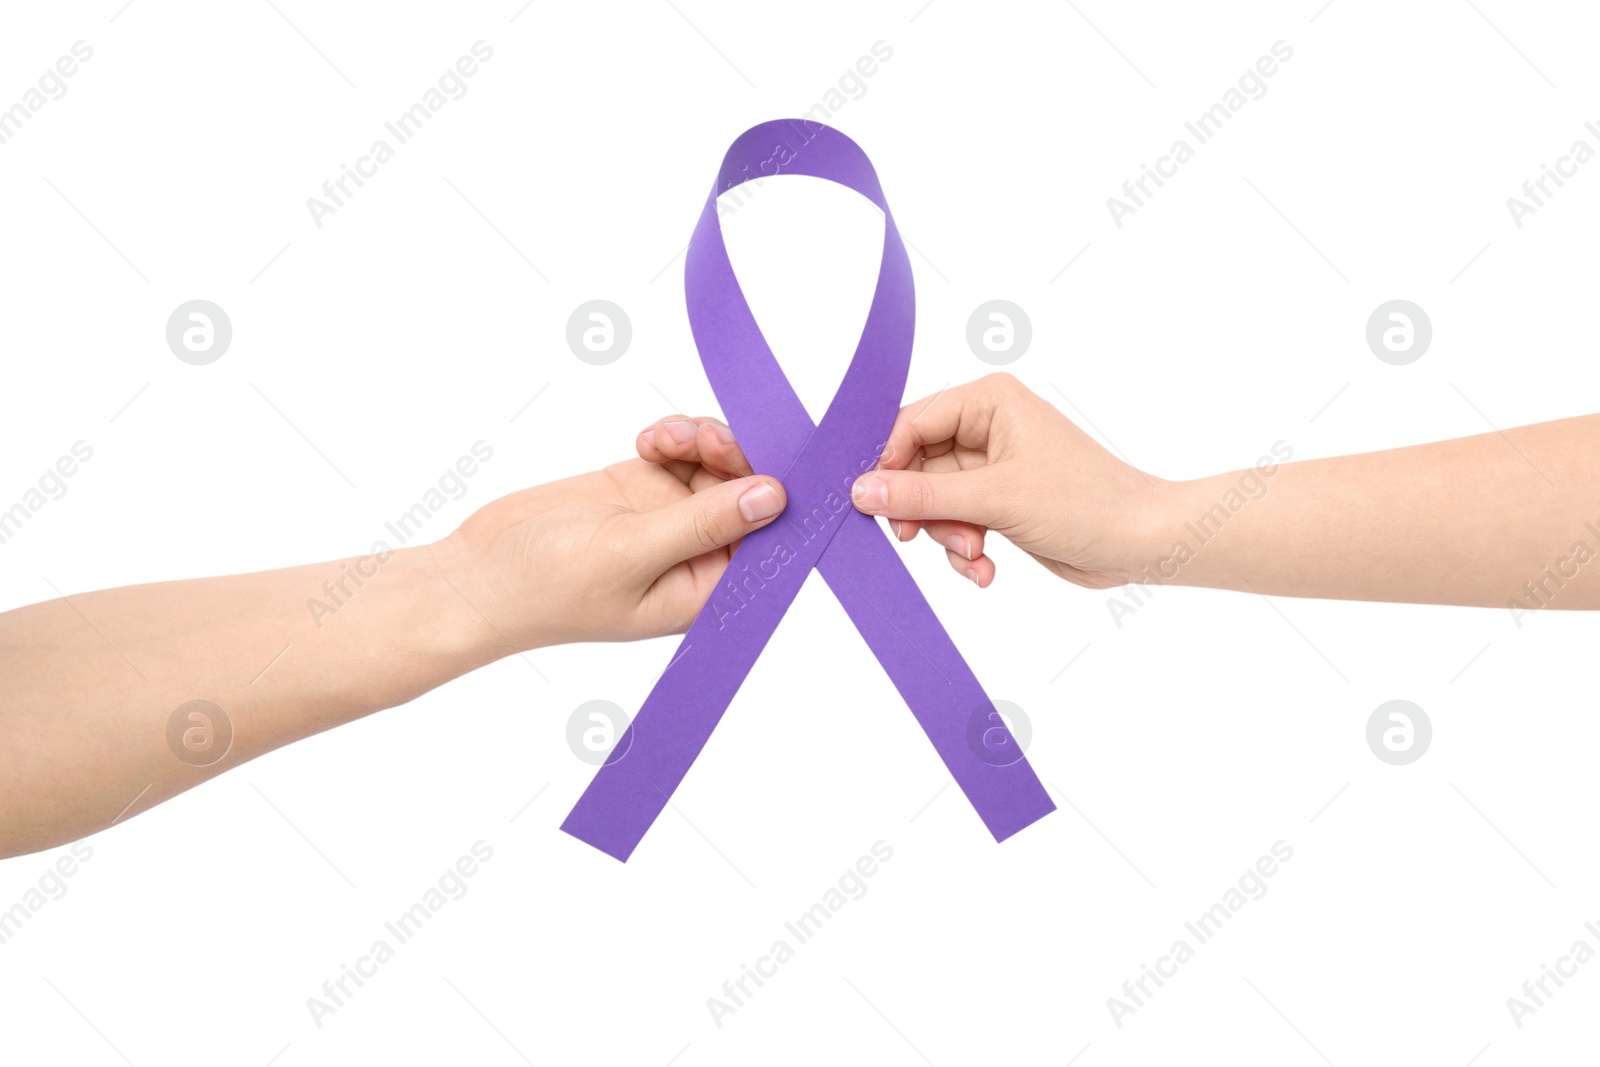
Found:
626,475 -> 787,573
850,467 -> 1006,528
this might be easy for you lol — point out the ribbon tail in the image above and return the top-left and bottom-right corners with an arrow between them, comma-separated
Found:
818,511 -> 1056,841
560,538 -> 811,862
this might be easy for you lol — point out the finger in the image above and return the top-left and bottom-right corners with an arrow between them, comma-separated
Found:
877,373 -> 1017,472
693,420 -> 755,480
639,416 -> 755,481
636,414 -> 691,452
947,548 -> 995,588
850,465 -> 1007,528
687,465 -> 725,494
921,519 -> 987,562
636,418 -> 700,486
620,474 -> 787,575
646,417 -> 711,465
904,451 -> 984,557
888,452 -> 928,541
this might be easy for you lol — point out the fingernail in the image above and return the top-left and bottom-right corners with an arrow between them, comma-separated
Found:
965,567 -> 980,585
852,475 -> 887,511
948,534 -> 973,560
738,483 -> 782,522
890,519 -> 903,540
663,420 -> 697,444
641,428 -> 658,449
709,422 -> 736,445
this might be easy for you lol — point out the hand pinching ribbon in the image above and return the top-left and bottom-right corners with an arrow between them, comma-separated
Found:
562,119 -> 1055,861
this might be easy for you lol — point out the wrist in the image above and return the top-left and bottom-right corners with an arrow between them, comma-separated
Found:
274,542 -> 506,721
429,531 -> 553,661
1124,467 -> 1271,590
1113,473 -> 1188,585
384,539 -> 515,687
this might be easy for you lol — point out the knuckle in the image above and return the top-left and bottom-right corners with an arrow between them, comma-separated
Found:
990,484 -> 1024,525
899,474 -> 937,516
690,503 -> 727,553
605,527 -> 652,579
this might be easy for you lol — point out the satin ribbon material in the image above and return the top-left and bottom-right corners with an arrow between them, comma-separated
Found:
561,119 -> 1055,861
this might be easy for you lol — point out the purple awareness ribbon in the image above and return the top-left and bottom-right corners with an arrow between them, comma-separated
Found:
561,119 -> 1055,861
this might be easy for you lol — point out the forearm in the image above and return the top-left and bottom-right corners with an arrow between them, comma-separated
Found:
0,540 -> 498,859
1141,414 -> 1600,608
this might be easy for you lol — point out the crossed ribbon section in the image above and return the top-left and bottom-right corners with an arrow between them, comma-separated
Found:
561,119 -> 1055,861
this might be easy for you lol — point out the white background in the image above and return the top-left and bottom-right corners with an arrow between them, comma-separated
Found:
2,1 -> 1599,1064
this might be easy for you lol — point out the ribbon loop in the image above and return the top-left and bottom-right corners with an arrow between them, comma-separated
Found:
562,120 -> 1055,862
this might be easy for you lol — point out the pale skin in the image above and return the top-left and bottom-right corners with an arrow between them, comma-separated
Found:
0,439 -> 786,860
3,378 -> 1597,859
837,374 -> 1600,610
